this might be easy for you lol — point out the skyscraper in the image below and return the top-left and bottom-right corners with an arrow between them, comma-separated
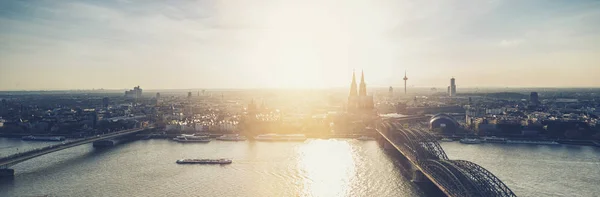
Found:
136,86 -> 142,98
156,92 -> 161,106
530,92 -> 539,105
449,77 -> 457,97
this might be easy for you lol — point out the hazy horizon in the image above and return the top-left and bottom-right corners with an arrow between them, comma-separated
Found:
1,0 -> 600,90
1,86 -> 599,93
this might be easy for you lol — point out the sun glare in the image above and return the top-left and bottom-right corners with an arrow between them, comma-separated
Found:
298,139 -> 356,197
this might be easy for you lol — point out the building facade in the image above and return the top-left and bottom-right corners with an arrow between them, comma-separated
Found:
530,92 -> 539,105
449,77 -> 457,97
125,86 -> 142,98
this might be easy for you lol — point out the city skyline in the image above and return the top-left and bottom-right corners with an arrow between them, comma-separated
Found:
1,0 -> 600,90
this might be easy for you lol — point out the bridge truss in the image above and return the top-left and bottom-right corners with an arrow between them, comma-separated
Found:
379,121 -> 517,197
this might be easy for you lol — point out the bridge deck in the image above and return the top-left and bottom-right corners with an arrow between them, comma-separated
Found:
0,127 -> 151,168
377,116 -> 517,197
377,129 -> 453,197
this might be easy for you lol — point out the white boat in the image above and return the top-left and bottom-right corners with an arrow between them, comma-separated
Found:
357,136 -> 375,141
216,134 -> 247,141
440,138 -> 454,142
172,134 -> 210,140
483,136 -> 507,143
173,138 -> 211,143
460,138 -> 483,144
254,134 -> 307,141
172,135 -> 211,143
193,132 -> 216,137
506,140 -> 559,145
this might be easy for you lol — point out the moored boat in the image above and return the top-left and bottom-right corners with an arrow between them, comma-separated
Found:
216,134 -> 247,141
460,138 -> 483,144
440,138 -> 454,142
506,140 -> 559,145
172,135 -> 211,143
176,159 -> 232,164
483,136 -> 508,143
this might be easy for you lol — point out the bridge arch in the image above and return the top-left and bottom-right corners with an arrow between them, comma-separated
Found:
377,119 -> 516,197
448,160 -> 517,197
421,160 -> 472,197
405,128 -> 448,160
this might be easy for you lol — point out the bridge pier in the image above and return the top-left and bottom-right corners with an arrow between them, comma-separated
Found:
93,139 -> 117,148
93,136 -> 135,148
0,169 -> 14,178
411,168 -> 428,183
383,140 -> 395,150
377,132 -> 397,151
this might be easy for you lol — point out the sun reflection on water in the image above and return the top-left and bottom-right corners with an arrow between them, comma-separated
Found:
297,139 -> 356,197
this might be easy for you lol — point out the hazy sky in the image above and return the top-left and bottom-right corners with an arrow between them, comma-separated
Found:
1,0 -> 599,90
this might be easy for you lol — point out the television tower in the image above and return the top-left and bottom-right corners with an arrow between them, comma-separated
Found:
403,70 -> 408,94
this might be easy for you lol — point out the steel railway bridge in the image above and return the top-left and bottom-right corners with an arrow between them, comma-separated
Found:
376,117 -> 517,197
0,127 -> 153,177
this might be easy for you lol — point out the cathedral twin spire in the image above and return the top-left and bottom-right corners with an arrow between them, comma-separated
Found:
349,70 -> 367,97
359,70 -> 367,96
350,70 -> 358,97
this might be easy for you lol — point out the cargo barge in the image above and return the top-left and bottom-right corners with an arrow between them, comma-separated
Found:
176,159 -> 232,164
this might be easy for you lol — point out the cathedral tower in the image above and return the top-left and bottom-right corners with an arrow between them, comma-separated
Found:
359,70 -> 367,96
349,70 -> 358,97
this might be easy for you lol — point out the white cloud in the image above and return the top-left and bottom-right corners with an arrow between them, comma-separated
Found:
1,0 -> 600,89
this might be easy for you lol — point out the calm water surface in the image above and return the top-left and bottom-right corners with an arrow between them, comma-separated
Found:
0,138 -> 420,197
2,138 -> 599,197
441,142 -> 600,197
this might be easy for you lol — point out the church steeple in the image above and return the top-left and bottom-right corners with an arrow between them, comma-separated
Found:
349,70 -> 358,97
359,70 -> 367,96
248,99 -> 257,114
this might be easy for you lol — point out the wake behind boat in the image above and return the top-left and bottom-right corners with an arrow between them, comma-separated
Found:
176,159 -> 232,164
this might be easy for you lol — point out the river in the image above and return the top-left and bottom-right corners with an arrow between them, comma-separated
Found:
0,138 -> 599,197
0,138 -> 420,197
441,141 -> 600,197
